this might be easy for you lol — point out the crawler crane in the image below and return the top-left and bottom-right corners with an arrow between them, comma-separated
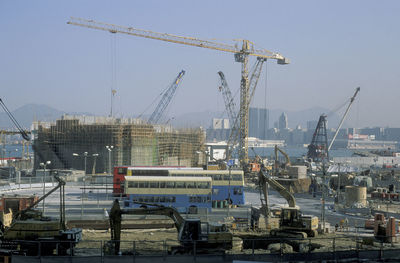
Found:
0,176 -> 82,256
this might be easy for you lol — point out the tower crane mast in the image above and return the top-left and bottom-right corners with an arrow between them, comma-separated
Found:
67,17 -> 289,165
218,57 -> 266,161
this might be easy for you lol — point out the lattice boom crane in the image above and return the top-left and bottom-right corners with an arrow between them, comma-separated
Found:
219,57 -> 266,161
149,70 -> 185,124
67,17 -> 289,165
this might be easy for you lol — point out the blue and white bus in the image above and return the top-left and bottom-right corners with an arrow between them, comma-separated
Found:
123,176 -> 212,212
168,170 -> 245,206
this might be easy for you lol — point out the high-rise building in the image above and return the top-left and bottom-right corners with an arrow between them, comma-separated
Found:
249,107 -> 269,139
278,112 -> 288,130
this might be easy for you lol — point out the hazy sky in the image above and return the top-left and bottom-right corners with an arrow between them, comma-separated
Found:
1,0 -> 399,128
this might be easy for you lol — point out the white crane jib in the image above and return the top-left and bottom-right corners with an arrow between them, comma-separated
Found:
328,87 -> 360,151
67,17 -> 289,165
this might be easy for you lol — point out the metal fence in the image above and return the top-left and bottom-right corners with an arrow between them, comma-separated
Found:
6,235 -> 400,263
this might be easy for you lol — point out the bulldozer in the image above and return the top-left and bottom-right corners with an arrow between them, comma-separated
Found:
108,199 -> 233,255
256,167 -> 319,238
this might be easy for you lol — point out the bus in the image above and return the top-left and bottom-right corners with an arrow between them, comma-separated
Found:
113,166 -> 245,206
113,166 -> 202,195
123,176 -> 212,213
168,170 -> 245,206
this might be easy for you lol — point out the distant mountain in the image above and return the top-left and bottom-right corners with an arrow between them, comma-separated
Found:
0,104 -> 65,129
0,103 -> 345,131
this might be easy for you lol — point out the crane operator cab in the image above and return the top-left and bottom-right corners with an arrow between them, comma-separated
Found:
178,219 -> 232,250
279,207 -> 319,238
281,207 -> 304,228
180,219 -> 201,242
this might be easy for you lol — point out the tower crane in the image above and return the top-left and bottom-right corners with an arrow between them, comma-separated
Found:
67,17 -> 289,166
148,70 -> 185,124
218,57 -> 266,161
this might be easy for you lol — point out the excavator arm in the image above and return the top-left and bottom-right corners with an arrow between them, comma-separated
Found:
274,145 -> 291,167
258,168 -> 296,208
109,200 -> 185,254
3,175 -> 66,237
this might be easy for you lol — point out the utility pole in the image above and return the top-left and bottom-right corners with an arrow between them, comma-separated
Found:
321,160 -> 327,233
40,161 -> 51,214
228,165 -> 232,217
106,145 -> 114,197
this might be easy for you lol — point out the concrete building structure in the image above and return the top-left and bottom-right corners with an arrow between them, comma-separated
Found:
33,115 -> 205,173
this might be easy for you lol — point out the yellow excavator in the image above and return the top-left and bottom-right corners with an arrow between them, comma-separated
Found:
258,167 -> 318,238
274,145 -> 291,177
108,200 -> 232,255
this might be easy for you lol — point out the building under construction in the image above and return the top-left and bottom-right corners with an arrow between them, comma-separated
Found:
33,115 -> 205,173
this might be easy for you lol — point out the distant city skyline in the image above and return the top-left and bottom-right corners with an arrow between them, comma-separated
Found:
1,1 -> 400,128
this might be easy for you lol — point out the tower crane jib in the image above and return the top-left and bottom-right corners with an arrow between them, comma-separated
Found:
67,17 -> 289,167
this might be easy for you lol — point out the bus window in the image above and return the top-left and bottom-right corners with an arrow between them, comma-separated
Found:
160,182 -> 166,188
176,182 -> 186,188
223,174 -> 230,181
139,181 -> 149,188
198,182 -> 209,189
166,181 -> 175,188
128,181 -> 138,188
232,174 -> 242,181
153,196 -> 159,202
234,187 -> 243,195
186,181 -> 196,188
159,196 -> 166,202
165,196 -> 175,203
213,174 -> 221,180
149,181 -> 159,188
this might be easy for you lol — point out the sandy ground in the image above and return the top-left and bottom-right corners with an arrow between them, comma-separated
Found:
76,228 -> 180,255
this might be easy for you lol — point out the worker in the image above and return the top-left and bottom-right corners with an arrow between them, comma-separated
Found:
339,218 -> 349,231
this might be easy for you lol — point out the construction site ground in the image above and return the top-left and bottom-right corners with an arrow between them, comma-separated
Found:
5,183 -> 400,256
